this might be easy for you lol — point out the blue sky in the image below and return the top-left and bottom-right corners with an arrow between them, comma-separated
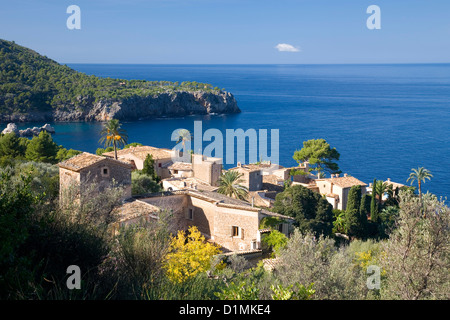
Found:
0,0 -> 449,64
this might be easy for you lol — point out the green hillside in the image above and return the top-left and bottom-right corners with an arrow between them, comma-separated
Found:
0,39 -> 223,116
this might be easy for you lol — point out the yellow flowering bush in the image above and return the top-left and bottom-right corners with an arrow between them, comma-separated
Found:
164,226 -> 222,283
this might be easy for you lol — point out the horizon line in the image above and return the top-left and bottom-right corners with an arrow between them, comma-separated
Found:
63,62 -> 450,66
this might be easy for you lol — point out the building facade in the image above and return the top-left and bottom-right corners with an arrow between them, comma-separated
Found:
58,152 -> 133,205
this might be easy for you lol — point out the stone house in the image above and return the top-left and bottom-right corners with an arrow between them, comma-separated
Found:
228,163 -> 263,191
103,146 -> 174,179
58,152 -> 133,205
166,161 -> 193,178
191,154 -> 223,187
315,174 -> 367,211
141,190 -> 294,253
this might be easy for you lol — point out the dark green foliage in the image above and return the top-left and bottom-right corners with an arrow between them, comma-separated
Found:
370,179 -> 379,223
0,170 -> 37,298
124,142 -> 143,148
272,185 -> 334,236
345,209 -> 364,238
0,39 -> 223,116
344,185 -> 367,239
25,131 -> 59,163
377,206 -> 400,239
0,133 -> 26,158
259,216 -> 284,230
262,230 -> 288,255
131,171 -> 162,195
360,194 -> 371,218
96,146 -> 114,156
14,161 -> 60,201
293,139 -> 340,177
346,185 -> 362,213
56,147 -> 82,162
0,133 -> 29,166
141,154 -> 160,182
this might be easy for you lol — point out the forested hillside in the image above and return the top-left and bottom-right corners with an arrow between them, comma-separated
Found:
0,39 -> 237,121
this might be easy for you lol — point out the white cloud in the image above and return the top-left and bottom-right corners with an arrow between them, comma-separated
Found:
275,43 -> 301,52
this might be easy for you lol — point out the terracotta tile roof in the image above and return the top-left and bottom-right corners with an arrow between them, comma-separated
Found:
163,177 -> 219,192
222,249 -> 262,256
229,163 -> 282,172
260,209 -> 295,221
385,179 -> 405,189
321,176 -> 367,189
263,174 -> 284,185
168,162 -> 193,171
58,152 -> 132,172
113,199 -> 160,223
103,146 -> 173,161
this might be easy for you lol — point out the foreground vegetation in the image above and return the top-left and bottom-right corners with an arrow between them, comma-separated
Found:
1,160 -> 448,299
0,131 -> 448,300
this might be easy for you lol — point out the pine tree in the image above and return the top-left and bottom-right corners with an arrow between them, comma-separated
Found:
0,132 -> 26,158
25,131 -> 59,163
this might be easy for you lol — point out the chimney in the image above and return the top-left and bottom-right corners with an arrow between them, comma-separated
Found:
344,173 -> 348,177
336,173 -> 340,178
387,178 -> 391,182
237,162 -> 242,167
331,174 -> 335,178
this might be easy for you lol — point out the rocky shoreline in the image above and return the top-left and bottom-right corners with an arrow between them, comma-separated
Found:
2,123 -> 55,137
0,91 -> 240,123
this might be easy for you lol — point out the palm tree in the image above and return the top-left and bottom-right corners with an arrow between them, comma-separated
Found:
175,129 -> 192,159
217,170 -> 249,201
99,119 -> 128,160
407,167 -> 433,198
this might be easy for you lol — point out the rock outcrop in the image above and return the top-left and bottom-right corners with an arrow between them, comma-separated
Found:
1,123 -> 55,136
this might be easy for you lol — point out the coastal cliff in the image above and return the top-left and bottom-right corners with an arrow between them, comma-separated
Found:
2,90 -> 240,122
0,39 -> 240,122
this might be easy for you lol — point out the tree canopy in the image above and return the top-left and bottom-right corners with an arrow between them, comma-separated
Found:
293,139 -> 340,178
272,185 -> 334,236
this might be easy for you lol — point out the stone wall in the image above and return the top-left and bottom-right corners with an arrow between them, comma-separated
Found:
79,160 -> 132,200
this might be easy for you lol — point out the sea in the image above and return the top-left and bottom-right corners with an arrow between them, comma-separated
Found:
3,64 -> 450,198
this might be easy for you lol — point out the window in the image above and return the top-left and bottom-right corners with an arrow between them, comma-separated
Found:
158,163 -> 162,167
174,170 -> 178,174
101,167 -> 109,177
186,208 -> 194,220
231,226 -> 240,237
278,223 -> 283,233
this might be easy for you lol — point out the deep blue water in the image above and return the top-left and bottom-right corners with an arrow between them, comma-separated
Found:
4,64 -> 450,198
